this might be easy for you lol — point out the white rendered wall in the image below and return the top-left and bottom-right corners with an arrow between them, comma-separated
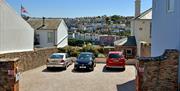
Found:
152,0 -> 180,56
131,19 -> 151,56
152,0 -> 180,83
0,0 -> 34,54
57,20 -> 68,48
36,30 -> 55,48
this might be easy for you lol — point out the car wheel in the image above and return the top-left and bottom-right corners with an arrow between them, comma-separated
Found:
106,67 -> 110,70
64,65 -> 67,70
47,67 -> 51,70
90,67 -> 94,71
94,63 -> 96,67
74,67 -> 77,71
122,67 -> 126,71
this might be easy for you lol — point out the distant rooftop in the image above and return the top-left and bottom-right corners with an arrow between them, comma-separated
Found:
134,8 -> 152,20
114,36 -> 137,46
27,18 -> 62,30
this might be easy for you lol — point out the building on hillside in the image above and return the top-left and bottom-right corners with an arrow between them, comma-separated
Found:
99,35 -> 119,46
131,0 -> 152,57
27,18 -> 68,48
0,0 -> 34,54
151,0 -> 180,85
114,36 -> 137,59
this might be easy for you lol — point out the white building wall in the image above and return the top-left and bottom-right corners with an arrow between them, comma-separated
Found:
0,0 -> 34,54
57,20 -> 68,48
152,0 -> 180,56
152,0 -> 180,83
36,30 -> 55,48
131,19 -> 151,56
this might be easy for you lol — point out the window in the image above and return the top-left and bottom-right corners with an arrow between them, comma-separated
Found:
126,49 -> 132,56
50,54 -> 64,59
109,54 -> 121,58
47,32 -> 53,43
167,0 -> 174,12
34,34 -> 40,45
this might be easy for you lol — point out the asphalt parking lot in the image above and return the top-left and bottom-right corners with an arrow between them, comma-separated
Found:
20,63 -> 136,91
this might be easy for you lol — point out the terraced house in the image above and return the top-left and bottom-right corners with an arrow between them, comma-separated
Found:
131,0 -> 152,57
27,18 -> 68,48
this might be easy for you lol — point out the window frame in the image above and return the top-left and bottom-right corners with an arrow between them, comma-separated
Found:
167,0 -> 175,13
126,49 -> 133,56
47,32 -> 54,43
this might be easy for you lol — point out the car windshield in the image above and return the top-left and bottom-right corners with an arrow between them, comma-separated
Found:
78,54 -> 92,61
50,54 -> 64,59
109,54 -> 121,58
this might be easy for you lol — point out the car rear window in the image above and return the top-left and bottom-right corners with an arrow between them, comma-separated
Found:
109,54 -> 121,58
50,54 -> 64,59
78,54 -> 92,60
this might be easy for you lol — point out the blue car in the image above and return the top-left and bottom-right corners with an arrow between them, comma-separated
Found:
74,52 -> 96,71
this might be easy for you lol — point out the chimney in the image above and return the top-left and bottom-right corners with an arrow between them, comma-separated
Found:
42,17 -> 45,26
135,0 -> 141,17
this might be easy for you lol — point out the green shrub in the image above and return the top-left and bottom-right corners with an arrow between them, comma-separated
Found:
58,45 -> 106,57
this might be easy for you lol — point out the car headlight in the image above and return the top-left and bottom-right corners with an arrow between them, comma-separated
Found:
88,61 -> 92,65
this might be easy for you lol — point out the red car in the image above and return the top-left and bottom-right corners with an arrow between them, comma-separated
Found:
106,51 -> 126,70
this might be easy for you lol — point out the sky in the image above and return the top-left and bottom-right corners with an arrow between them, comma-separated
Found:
6,0 -> 152,18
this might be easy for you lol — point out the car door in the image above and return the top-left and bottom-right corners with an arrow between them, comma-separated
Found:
65,54 -> 71,65
63,54 -> 68,66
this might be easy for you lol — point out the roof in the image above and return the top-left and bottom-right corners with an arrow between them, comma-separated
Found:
114,38 -> 127,46
123,36 -> 137,46
134,8 -> 152,20
27,18 -> 62,30
115,36 -> 137,46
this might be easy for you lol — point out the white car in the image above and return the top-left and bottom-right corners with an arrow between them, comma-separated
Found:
46,53 -> 73,70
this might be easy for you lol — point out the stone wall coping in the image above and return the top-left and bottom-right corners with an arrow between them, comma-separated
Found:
0,58 -> 19,62
34,47 -> 57,51
137,49 -> 178,62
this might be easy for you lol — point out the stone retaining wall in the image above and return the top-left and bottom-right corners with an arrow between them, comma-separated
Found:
136,49 -> 179,91
0,48 -> 58,72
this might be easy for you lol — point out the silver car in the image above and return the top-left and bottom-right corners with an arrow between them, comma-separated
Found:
46,53 -> 73,70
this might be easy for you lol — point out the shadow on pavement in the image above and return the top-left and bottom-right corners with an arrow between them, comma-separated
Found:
42,68 -> 65,72
116,80 -> 135,91
102,66 -> 125,73
71,69 -> 92,73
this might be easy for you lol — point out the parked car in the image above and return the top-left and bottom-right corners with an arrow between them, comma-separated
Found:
46,53 -> 73,70
74,52 -> 96,71
105,51 -> 126,70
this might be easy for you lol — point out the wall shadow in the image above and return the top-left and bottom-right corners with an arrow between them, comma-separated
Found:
102,66 -> 125,73
116,80 -> 135,91
42,68 -> 65,72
